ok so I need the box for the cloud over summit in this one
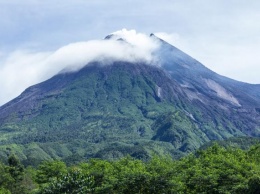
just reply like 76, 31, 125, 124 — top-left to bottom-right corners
0, 29, 159, 106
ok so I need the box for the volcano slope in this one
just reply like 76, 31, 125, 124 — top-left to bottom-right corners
0, 34, 259, 165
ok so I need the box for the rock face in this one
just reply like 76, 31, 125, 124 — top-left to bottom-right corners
0, 34, 259, 165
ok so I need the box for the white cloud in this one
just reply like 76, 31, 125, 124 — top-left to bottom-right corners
111, 29, 158, 52
0, 51, 51, 105
0, 29, 159, 106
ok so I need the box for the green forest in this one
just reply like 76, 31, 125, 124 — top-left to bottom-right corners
1, 143, 260, 194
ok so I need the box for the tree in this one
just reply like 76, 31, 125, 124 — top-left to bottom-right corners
36, 161, 67, 184
39, 168, 94, 194
0, 162, 12, 194
6, 154, 27, 194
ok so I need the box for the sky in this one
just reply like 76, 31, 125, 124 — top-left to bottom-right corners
0, 0, 260, 105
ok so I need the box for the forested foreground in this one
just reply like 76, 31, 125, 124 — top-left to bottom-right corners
1, 144, 260, 194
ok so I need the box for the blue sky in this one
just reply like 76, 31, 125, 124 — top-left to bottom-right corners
0, 0, 260, 105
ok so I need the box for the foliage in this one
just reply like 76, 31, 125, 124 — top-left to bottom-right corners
36, 161, 67, 184
0, 143, 260, 193
39, 169, 94, 194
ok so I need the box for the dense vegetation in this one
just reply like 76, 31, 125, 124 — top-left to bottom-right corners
1, 143, 260, 194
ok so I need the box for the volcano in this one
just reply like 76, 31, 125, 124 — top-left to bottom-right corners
0, 31, 259, 165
